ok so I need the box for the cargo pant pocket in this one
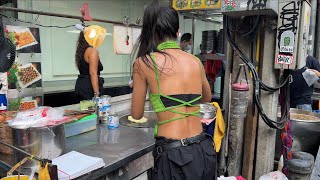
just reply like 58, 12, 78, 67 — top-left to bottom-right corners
167, 149, 193, 180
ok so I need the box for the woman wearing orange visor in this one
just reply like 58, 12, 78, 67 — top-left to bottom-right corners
74, 25, 106, 101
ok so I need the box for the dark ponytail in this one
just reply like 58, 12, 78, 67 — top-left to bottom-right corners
75, 32, 90, 69
133, 0, 179, 71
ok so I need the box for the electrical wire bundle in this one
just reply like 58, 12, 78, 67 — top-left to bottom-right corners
224, 15, 290, 129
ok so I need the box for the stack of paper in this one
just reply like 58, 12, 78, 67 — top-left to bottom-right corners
52, 151, 105, 180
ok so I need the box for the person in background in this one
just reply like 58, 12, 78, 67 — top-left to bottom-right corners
130, 1, 215, 179
74, 25, 106, 101
180, 33, 192, 52
290, 56, 320, 111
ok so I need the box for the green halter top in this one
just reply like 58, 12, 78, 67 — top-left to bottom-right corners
150, 41, 202, 137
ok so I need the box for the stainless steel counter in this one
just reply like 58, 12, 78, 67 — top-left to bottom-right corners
42, 77, 130, 94
0, 112, 155, 179
65, 123, 155, 179
0, 124, 155, 179
0, 93, 155, 179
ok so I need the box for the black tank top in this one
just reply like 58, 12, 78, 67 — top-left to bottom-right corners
79, 53, 103, 75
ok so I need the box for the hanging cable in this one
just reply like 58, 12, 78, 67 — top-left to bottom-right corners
224, 15, 290, 129
0, 13, 75, 28
226, 17, 290, 92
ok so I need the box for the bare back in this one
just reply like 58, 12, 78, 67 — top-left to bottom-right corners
133, 49, 211, 139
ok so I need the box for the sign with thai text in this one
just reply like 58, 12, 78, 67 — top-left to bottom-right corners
172, 0, 221, 10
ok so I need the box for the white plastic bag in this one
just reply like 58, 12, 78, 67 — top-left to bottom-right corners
218, 176, 237, 180
8, 106, 66, 128
302, 69, 319, 87
259, 171, 288, 180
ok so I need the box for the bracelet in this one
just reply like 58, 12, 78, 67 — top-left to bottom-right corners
94, 92, 100, 96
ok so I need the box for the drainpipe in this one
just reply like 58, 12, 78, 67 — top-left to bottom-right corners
308, 0, 317, 56
316, 0, 320, 59
191, 18, 196, 55
25, 0, 33, 21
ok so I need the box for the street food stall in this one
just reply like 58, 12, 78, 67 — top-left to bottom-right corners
0, 0, 227, 179
0, 0, 319, 180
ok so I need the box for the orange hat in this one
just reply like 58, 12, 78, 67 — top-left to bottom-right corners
83, 25, 106, 48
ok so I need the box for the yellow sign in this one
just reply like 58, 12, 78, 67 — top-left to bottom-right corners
172, 0, 221, 10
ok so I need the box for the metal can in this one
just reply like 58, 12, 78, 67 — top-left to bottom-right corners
92, 96, 101, 124
100, 95, 111, 117
100, 116, 109, 124
107, 114, 119, 129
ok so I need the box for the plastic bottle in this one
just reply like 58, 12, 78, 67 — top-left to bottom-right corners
230, 64, 249, 119
228, 64, 249, 175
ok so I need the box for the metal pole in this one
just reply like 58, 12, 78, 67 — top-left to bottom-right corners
0, 140, 42, 162
219, 15, 232, 175
308, 0, 317, 56
0, 16, 4, 37
254, 16, 278, 179
191, 18, 196, 54
0, 6, 141, 27
316, 0, 320, 59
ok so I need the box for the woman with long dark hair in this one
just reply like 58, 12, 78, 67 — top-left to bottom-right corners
74, 25, 106, 101
130, 1, 216, 179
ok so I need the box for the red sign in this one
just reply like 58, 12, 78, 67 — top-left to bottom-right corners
276, 54, 294, 65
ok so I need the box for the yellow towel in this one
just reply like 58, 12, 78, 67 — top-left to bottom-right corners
211, 102, 225, 153
38, 162, 51, 180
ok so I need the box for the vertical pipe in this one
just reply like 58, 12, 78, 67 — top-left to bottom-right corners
308, 0, 317, 56
316, 0, 320, 59
191, 18, 196, 54
25, 0, 33, 21
219, 15, 232, 175
254, 16, 278, 179
0, 17, 3, 37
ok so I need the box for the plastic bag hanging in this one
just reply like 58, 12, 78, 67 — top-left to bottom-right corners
230, 64, 249, 119
232, 64, 249, 91
83, 25, 107, 48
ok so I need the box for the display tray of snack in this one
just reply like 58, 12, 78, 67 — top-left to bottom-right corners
16, 63, 42, 88
14, 28, 37, 50
16, 31, 36, 48
19, 100, 38, 111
